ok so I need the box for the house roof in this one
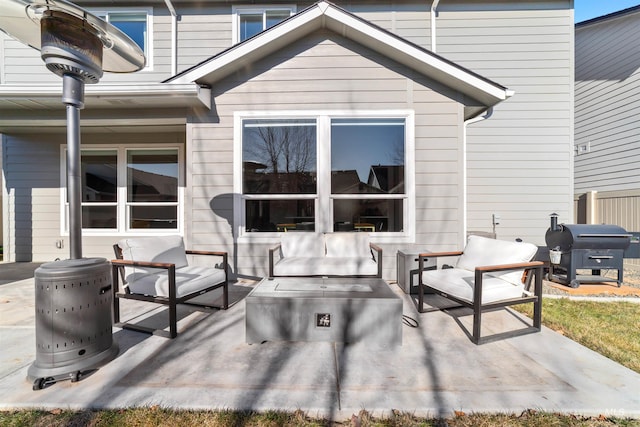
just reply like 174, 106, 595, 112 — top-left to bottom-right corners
166, 1, 513, 118
576, 4, 640, 28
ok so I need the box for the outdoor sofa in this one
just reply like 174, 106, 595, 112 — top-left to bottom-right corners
269, 232, 382, 278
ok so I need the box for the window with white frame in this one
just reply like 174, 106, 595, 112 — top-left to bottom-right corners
92, 9, 151, 65
62, 146, 181, 234
239, 113, 411, 236
232, 5, 295, 43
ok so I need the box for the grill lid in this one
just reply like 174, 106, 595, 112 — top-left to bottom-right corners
545, 224, 631, 251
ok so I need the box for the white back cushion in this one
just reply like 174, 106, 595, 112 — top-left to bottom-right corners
325, 232, 371, 258
456, 235, 538, 285
118, 235, 188, 268
280, 232, 325, 258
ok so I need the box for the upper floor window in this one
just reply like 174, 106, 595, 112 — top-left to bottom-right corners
93, 9, 152, 67
233, 5, 296, 43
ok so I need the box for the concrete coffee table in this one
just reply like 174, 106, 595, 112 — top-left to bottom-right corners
245, 277, 402, 346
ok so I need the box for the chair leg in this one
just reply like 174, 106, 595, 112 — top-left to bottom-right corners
222, 282, 229, 309
169, 300, 177, 339
472, 305, 482, 345
533, 265, 543, 330
112, 264, 120, 324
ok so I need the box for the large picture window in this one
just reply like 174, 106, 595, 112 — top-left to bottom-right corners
62, 146, 181, 234
239, 113, 411, 236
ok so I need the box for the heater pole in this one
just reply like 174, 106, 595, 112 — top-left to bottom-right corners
63, 73, 84, 259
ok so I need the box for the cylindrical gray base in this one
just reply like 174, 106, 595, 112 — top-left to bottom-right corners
28, 258, 118, 389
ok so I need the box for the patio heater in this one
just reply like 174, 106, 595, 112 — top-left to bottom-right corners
0, 0, 144, 389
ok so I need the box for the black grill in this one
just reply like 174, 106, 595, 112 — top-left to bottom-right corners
545, 215, 631, 288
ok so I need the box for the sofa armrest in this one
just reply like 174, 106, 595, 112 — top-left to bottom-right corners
186, 250, 228, 275
269, 243, 282, 277
369, 243, 383, 278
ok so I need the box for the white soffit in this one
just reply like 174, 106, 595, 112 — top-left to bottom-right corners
0, 83, 209, 110
168, 1, 512, 108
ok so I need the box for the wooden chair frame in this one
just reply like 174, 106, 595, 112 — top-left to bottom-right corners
418, 251, 543, 344
112, 245, 229, 338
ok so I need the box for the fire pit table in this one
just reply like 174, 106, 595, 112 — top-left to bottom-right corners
245, 277, 402, 346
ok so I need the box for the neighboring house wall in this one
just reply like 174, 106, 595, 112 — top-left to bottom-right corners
575, 8, 640, 194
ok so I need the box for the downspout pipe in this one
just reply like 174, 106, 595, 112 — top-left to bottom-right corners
430, 0, 440, 52
462, 107, 493, 244
164, 0, 178, 75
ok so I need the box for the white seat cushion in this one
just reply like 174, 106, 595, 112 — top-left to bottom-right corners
118, 235, 189, 277
455, 235, 537, 285
421, 268, 525, 304
280, 232, 325, 258
273, 257, 378, 277
325, 232, 372, 258
125, 265, 226, 298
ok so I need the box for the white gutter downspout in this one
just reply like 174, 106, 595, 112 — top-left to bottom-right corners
430, 0, 440, 52
164, 0, 178, 75
462, 107, 493, 244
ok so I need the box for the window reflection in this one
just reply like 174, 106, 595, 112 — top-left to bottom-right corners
246, 199, 315, 232
81, 150, 117, 228
127, 149, 179, 229
331, 118, 404, 194
334, 199, 403, 232
243, 119, 317, 194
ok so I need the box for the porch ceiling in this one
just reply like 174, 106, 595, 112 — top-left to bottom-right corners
0, 83, 209, 134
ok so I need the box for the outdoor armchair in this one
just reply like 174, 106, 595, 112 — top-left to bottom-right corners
112, 236, 228, 338
418, 235, 543, 344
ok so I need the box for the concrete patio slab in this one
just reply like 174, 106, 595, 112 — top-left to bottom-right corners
0, 275, 639, 421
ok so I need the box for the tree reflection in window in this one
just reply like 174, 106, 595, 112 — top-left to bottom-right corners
242, 119, 317, 232
243, 119, 317, 194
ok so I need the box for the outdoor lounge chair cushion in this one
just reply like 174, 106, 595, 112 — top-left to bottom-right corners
117, 236, 225, 298
273, 256, 378, 277
280, 232, 325, 258
118, 235, 189, 272
123, 265, 227, 298
421, 268, 526, 304
455, 235, 538, 286
325, 232, 372, 258
421, 235, 538, 304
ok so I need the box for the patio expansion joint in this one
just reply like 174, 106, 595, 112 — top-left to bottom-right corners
333, 342, 342, 411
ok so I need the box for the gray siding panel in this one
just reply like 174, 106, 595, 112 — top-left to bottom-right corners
186, 32, 464, 277
575, 10, 640, 193
436, 2, 573, 244
3, 136, 62, 261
